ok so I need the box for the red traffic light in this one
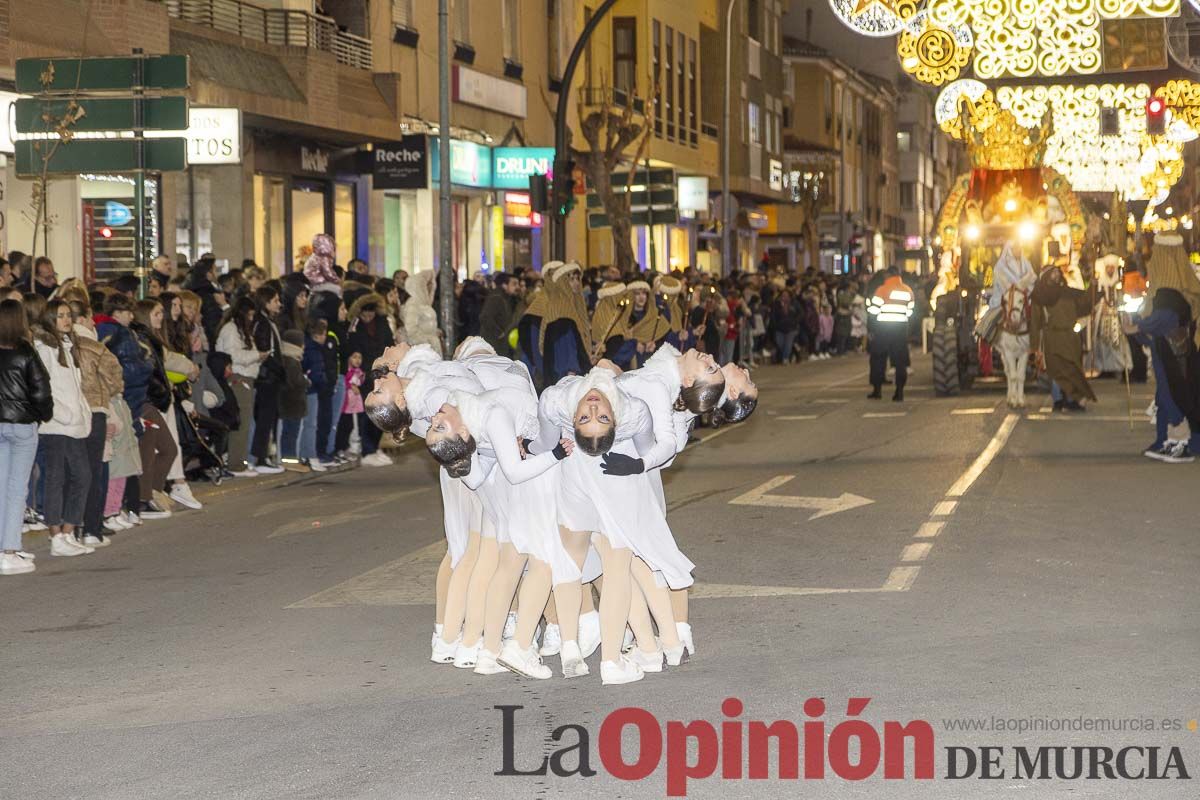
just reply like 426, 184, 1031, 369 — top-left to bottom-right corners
1146, 97, 1167, 135
1147, 97, 1165, 115
99, 227, 113, 239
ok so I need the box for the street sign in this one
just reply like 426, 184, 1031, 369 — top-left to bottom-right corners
14, 96, 188, 133
14, 138, 186, 176
16, 56, 189, 93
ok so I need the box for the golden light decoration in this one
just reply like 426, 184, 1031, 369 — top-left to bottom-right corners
1156, 79, 1200, 132
965, 108, 1049, 170
925, 0, 1178, 79
935, 79, 988, 139
829, 0, 919, 37
897, 10, 973, 87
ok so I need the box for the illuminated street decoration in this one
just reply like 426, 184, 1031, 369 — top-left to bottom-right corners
897, 10, 973, 86
1157, 79, 1200, 132
923, 0, 1177, 79
828, 0, 918, 37
935, 80, 987, 139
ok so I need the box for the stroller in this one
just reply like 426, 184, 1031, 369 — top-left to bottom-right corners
178, 352, 241, 486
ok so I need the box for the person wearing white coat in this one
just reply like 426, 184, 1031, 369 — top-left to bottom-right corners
403, 271, 442, 354
33, 300, 96, 557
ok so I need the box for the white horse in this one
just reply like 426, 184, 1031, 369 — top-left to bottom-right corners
990, 245, 1036, 409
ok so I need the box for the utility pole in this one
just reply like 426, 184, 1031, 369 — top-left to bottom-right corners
551, 0, 618, 262
721, 0, 738, 276
438, 0, 456, 352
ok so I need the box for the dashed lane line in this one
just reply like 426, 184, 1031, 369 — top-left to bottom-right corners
863, 412, 907, 418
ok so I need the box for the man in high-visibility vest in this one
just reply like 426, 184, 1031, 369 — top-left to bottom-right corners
867, 266, 916, 401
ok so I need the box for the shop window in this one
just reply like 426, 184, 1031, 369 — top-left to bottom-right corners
291, 181, 326, 271
613, 17, 637, 96
334, 182, 356, 263
253, 175, 287, 275
82, 175, 161, 282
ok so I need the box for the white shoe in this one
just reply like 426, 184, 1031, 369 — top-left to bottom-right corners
560, 640, 590, 678
139, 502, 171, 520
601, 656, 644, 686
361, 451, 393, 468
431, 623, 443, 652
307, 459, 327, 472
676, 622, 696, 657
50, 533, 92, 556
473, 648, 508, 676
539, 623, 562, 657
230, 468, 259, 478
0, 553, 35, 574
663, 640, 686, 667
254, 464, 285, 475
80, 534, 111, 548
578, 611, 601, 658
502, 611, 518, 643
621, 626, 635, 654
122, 510, 143, 526
453, 640, 482, 669
431, 635, 460, 664
628, 645, 664, 673
169, 483, 203, 510
16, 551, 35, 560
497, 640, 552, 680
105, 515, 131, 531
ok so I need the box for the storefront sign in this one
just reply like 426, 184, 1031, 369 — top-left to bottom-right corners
677, 176, 709, 212
183, 107, 240, 165
430, 138, 491, 188
492, 147, 554, 190
300, 146, 330, 174
503, 191, 542, 228
81, 204, 96, 284
769, 159, 784, 191
374, 135, 428, 189
453, 65, 527, 118
905, 235, 923, 249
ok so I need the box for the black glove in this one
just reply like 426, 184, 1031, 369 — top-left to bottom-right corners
520, 438, 534, 455
552, 441, 570, 460
600, 453, 644, 476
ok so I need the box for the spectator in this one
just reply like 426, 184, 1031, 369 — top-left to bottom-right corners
347, 293, 395, 466
277, 328, 311, 471
772, 289, 801, 364
131, 299, 181, 518
32, 257, 58, 300
336, 351, 366, 462
480, 273, 522, 357
249, 287, 286, 475
0, 298, 53, 574
403, 272, 441, 353
148, 254, 175, 294
300, 319, 328, 470
215, 297, 262, 477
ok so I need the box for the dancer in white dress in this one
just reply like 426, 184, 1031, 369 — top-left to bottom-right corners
424, 378, 576, 679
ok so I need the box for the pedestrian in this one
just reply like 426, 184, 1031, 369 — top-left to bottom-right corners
32, 299, 96, 555
277, 328, 311, 470
0, 298, 53, 574
348, 292, 395, 466
249, 286, 286, 474
31, 257, 58, 300
480, 273, 522, 357
336, 351, 367, 461
771, 289, 800, 364
215, 297, 264, 477
147, 254, 175, 294
300, 318, 329, 470
1030, 247, 1099, 412
131, 299, 181, 518
148, 293, 204, 511
867, 267, 916, 401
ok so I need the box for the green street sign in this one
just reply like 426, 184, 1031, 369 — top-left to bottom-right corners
15, 138, 187, 176
15, 97, 189, 133
16, 55, 189, 93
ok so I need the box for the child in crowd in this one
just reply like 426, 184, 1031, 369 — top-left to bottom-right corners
300, 319, 327, 470
335, 351, 365, 460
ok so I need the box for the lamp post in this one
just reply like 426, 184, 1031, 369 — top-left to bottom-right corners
438, 0, 455, 351
721, 0, 738, 276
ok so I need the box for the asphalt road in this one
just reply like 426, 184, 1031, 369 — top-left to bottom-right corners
2, 353, 1197, 799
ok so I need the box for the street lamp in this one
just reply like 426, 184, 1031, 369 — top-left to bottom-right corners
721, 0, 738, 277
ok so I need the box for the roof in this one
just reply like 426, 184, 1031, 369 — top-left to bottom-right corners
782, 35, 830, 58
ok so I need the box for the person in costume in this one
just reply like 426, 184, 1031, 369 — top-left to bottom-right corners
1089, 253, 1132, 377
988, 243, 1038, 409
1031, 245, 1099, 412
539, 262, 593, 387
654, 275, 689, 351
590, 281, 631, 366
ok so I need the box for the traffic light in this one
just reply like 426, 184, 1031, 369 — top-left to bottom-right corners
1146, 96, 1167, 136
529, 173, 549, 214
552, 158, 578, 217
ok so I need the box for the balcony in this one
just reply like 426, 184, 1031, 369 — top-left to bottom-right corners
580, 86, 646, 116
164, 0, 372, 70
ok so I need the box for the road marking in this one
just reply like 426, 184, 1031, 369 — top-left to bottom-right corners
900, 542, 933, 562
729, 475, 874, 520
812, 398, 850, 405
779, 414, 820, 420
951, 406, 996, 415
1026, 414, 1142, 423
692, 583, 896, 599
288, 540, 446, 607
914, 521, 945, 538
881, 566, 921, 591
946, 414, 1019, 498
931, 501, 957, 516
863, 412, 907, 418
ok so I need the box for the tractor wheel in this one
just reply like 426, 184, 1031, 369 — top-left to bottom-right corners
932, 323, 960, 397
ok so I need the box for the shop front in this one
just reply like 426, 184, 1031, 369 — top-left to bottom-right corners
252, 133, 367, 275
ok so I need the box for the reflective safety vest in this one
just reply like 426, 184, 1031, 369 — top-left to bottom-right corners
868, 276, 916, 324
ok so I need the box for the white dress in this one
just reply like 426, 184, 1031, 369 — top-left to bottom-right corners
449, 390, 581, 586
535, 368, 695, 590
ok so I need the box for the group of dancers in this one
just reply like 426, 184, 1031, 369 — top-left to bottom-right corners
363, 261, 759, 685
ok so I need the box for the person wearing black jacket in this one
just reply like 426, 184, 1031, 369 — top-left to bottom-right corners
346, 293, 394, 465
130, 300, 178, 519
250, 286, 286, 474
184, 258, 226, 347
0, 298, 53, 574
479, 273, 522, 357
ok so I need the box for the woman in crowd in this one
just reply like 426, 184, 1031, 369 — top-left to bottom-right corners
130, 299, 181, 518
0, 298, 52, 574
33, 299, 96, 556
249, 286, 286, 474
147, 293, 204, 510
216, 297, 264, 476
347, 292, 395, 466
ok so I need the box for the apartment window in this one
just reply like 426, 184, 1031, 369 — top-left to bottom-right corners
783, 106, 791, 129
453, 0, 470, 43
747, 0, 761, 41
900, 181, 915, 211
688, 38, 697, 144
584, 6, 593, 82
613, 17, 637, 95
548, 0, 561, 79
824, 77, 832, 132
897, 130, 912, 152
652, 21, 662, 134
676, 30, 686, 142
392, 0, 413, 29
665, 26, 675, 139
503, 0, 520, 63
748, 101, 761, 145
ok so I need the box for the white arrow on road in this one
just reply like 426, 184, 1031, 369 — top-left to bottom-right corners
728, 475, 874, 520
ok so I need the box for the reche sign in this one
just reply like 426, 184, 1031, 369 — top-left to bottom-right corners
374, 135, 428, 190
492, 147, 554, 190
